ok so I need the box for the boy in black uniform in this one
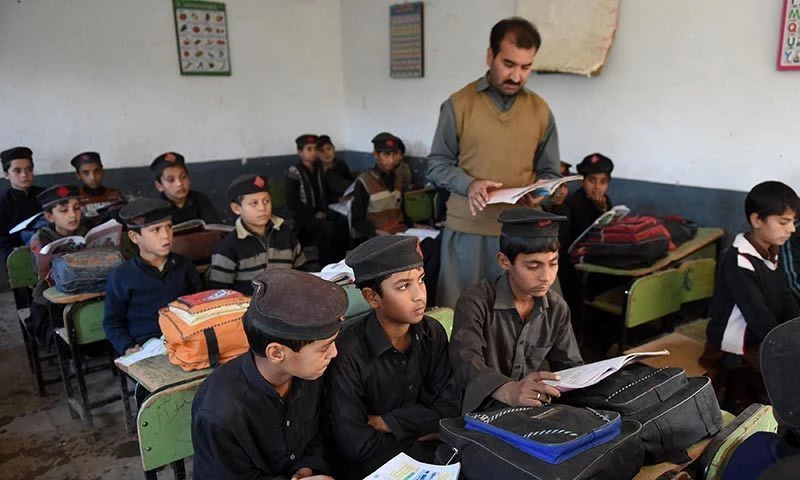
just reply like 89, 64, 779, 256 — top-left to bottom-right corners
705, 181, 800, 412
0, 146, 45, 260
150, 151, 220, 225
450, 208, 583, 414
328, 236, 460, 478
286, 135, 347, 267
192, 269, 346, 480
103, 198, 203, 355
565, 153, 614, 245
780, 225, 800, 303
208, 174, 306, 295
316, 135, 353, 203
70, 151, 126, 226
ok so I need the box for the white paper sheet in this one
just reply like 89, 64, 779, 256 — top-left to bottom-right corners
115, 337, 167, 367
544, 350, 670, 391
364, 452, 460, 480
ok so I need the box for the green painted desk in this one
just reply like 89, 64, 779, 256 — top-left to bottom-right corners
115, 354, 211, 393
42, 286, 104, 304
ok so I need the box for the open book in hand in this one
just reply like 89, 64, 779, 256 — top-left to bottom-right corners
487, 175, 583, 205
39, 219, 123, 255
544, 350, 670, 392
172, 219, 235, 235
365, 452, 460, 480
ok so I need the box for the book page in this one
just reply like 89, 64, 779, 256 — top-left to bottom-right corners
544, 350, 670, 391
10, 212, 43, 234
365, 452, 460, 480
115, 337, 167, 367
38, 236, 86, 256
86, 219, 122, 248
397, 228, 441, 240
311, 258, 355, 284
487, 175, 583, 205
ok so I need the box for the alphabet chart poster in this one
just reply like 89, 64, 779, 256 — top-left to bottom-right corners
778, 0, 800, 70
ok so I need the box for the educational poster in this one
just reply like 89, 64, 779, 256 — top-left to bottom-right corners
515, 0, 619, 77
173, 0, 231, 76
390, 2, 424, 78
777, 0, 800, 70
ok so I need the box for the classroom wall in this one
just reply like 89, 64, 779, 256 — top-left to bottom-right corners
340, 0, 800, 193
0, 0, 347, 174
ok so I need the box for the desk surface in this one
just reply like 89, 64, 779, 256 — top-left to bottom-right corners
115, 354, 211, 393
575, 227, 724, 277
43, 287, 104, 304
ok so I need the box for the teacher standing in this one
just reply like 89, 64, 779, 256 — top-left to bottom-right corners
426, 17, 562, 307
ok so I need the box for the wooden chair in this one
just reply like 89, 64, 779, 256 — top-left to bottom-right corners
138, 378, 204, 480
678, 258, 716, 304
403, 188, 435, 224
6, 246, 60, 396
54, 299, 121, 427
342, 284, 371, 329
426, 307, 454, 339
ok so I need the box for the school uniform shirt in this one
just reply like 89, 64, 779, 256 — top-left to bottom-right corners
707, 234, 800, 355
160, 190, 221, 226
323, 158, 354, 203
192, 353, 330, 480
565, 187, 613, 246
780, 226, 800, 302
327, 313, 461, 477
79, 185, 125, 225
208, 216, 306, 295
0, 185, 45, 260
286, 161, 327, 228
103, 253, 203, 354
450, 273, 583, 413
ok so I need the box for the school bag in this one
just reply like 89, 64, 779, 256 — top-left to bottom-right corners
439, 407, 645, 479
559, 364, 723, 464
158, 289, 250, 371
50, 247, 125, 294
571, 216, 673, 269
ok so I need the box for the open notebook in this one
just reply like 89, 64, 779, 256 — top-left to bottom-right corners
544, 350, 670, 392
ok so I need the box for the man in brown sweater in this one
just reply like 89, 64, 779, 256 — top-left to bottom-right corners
425, 17, 561, 307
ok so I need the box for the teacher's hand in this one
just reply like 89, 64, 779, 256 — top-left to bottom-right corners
519, 192, 546, 209
467, 180, 504, 216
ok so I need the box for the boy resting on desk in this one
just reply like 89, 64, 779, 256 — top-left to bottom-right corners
0, 146, 45, 260
327, 236, 461, 479
70, 151, 125, 226
103, 198, 203, 356
150, 152, 220, 226
705, 181, 800, 412
27, 185, 86, 345
208, 174, 306, 295
450, 208, 583, 414
192, 269, 346, 480
565, 153, 614, 246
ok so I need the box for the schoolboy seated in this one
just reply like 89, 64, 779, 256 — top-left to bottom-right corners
150, 152, 220, 226
316, 135, 354, 204
0, 146, 45, 260
780, 225, 800, 303
192, 269, 346, 480
327, 236, 461, 479
705, 181, 800, 412
70, 151, 126, 226
286, 134, 348, 267
565, 153, 614, 245
27, 185, 86, 345
450, 208, 583, 414
208, 174, 307, 295
394, 136, 414, 190
103, 198, 203, 355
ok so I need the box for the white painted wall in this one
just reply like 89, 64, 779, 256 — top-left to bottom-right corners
341, 0, 800, 192
0, 0, 346, 174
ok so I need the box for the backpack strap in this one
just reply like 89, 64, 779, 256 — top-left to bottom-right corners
203, 328, 221, 367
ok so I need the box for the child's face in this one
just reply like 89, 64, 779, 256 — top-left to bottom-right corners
280, 332, 339, 381
752, 208, 797, 247
499, 250, 559, 298
155, 166, 191, 203
130, 219, 174, 258
317, 144, 336, 164
44, 199, 82, 236
552, 184, 569, 205
76, 162, 104, 190
374, 151, 401, 173
4, 159, 34, 190
582, 173, 610, 203
231, 191, 272, 229
298, 145, 317, 165
366, 267, 427, 324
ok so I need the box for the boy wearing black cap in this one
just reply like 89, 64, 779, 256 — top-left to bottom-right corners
0, 146, 45, 260
208, 174, 307, 295
450, 208, 583, 414
287, 135, 348, 267
327, 236, 460, 478
150, 151, 220, 226
316, 135, 354, 203
192, 269, 346, 480
565, 153, 615, 245
103, 197, 203, 355
70, 151, 125, 226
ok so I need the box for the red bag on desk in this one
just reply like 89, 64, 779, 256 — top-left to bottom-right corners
572, 216, 673, 269
159, 289, 250, 371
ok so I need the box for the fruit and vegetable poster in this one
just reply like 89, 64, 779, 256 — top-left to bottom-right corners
173, 0, 231, 76
778, 0, 800, 70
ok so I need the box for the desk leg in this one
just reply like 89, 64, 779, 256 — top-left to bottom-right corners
577, 271, 590, 346
67, 308, 93, 428
171, 460, 186, 480
144, 470, 158, 480
119, 372, 135, 434
51, 303, 79, 419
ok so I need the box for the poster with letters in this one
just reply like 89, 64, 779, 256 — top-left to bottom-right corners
778, 0, 800, 70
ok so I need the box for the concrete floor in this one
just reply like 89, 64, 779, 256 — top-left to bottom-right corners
0, 291, 193, 480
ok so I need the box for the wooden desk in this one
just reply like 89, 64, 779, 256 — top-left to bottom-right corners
115, 354, 211, 393
43, 286, 104, 304
625, 332, 707, 377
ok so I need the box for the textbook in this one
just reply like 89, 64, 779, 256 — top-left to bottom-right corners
487, 174, 583, 205
172, 219, 235, 235
115, 337, 167, 367
365, 452, 460, 480
311, 259, 355, 284
397, 227, 441, 240
9, 212, 45, 234
567, 204, 631, 253
544, 350, 670, 392
38, 219, 123, 255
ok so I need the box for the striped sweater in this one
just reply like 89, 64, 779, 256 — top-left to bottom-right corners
208, 216, 306, 295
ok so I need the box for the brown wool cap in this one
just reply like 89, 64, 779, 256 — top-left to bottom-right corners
346, 235, 423, 283
70, 151, 102, 171
498, 207, 566, 239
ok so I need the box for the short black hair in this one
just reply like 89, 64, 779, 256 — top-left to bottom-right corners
356, 274, 389, 298
490, 17, 542, 56
499, 232, 559, 264
243, 315, 312, 356
745, 181, 800, 226
43, 198, 74, 214
3, 157, 33, 173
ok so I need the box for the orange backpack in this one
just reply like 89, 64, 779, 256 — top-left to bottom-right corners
159, 289, 250, 371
